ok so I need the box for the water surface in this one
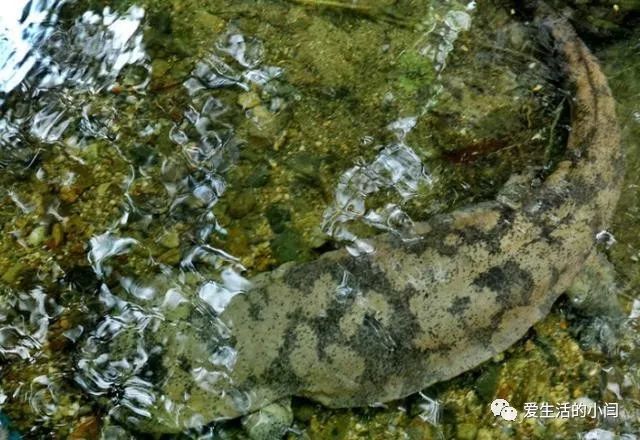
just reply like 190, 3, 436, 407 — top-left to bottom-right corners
0, 1, 638, 438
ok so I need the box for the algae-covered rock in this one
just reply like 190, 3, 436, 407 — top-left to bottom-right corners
270, 229, 309, 264
266, 204, 292, 234
1, 262, 27, 286
27, 225, 47, 247
158, 229, 181, 249
242, 401, 293, 440
228, 190, 258, 219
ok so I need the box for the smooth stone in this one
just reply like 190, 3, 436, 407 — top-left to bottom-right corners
241, 401, 293, 440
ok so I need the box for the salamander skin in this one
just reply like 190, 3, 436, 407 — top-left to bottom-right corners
142, 11, 623, 432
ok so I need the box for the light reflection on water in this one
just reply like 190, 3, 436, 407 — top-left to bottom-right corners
0, 287, 62, 360
322, 117, 431, 256
0, 0, 65, 95
0, 0, 293, 432
320, 1, 476, 255
68, 13, 287, 431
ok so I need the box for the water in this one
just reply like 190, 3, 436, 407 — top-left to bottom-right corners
0, 0, 638, 438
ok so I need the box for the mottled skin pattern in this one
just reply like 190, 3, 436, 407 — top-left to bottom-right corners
150, 12, 623, 430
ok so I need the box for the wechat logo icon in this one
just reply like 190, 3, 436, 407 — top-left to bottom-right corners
491, 398, 518, 421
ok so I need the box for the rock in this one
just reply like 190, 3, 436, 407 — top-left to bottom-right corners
50, 223, 65, 248
59, 185, 83, 204
238, 91, 262, 110
567, 252, 621, 316
158, 248, 181, 266
270, 229, 307, 264
265, 204, 291, 233
292, 402, 316, 423
159, 229, 180, 249
226, 227, 250, 257
473, 363, 502, 403
245, 164, 270, 188
456, 423, 478, 440
247, 105, 279, 140
27, 225, 47, 247
69, 416, 100, 440
98, 420, 132, 440
241, 401, 293, 440
228, 191, 257, 219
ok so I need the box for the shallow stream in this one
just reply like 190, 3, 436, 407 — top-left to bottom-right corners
0, 1, 639, 438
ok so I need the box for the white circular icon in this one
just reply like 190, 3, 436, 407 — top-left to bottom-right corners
490, 399, 518, 421
500, 405, 518, 421
491, 398, 509, 416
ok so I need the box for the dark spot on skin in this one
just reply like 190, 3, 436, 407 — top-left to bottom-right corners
248, 300, 262, 321
447, 296, 471, 317
471, 308, 507, 349
539, 222, 559, 243
259, 317, 305, 395
549, 266, 560, 285
404, 233, 458, 257
461, 227, 501, 254
451, 206, 517, 255
308, 294, 357, 362
524, 177, 598, 223
397, 205, 517, 257
337, 256, 429, 395
246, 287, 270, 321
538, 266, 568, 314
282, 257, 345, 291
470, 326, 498, 350
473, 266, 507, 292
568, 179, 599, 206
473, 260, 534, 308
362, 314, 397, 351
401, 214, 458, 256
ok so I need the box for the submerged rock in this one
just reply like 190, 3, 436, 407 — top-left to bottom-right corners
241, 401, 293, 440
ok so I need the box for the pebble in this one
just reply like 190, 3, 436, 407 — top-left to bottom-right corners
28, 225, 47, 246
242, 401, 293, 440
159, 229, 180, 249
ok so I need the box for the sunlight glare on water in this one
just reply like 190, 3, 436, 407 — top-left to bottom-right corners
0, 0, 64, 96
321, 1, 475, 254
